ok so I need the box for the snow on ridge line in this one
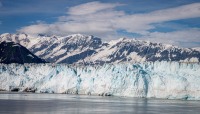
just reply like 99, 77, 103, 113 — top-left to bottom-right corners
0, 61, 200, 100
1, 33, 200, 64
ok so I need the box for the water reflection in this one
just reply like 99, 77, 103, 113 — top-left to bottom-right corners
0, 93, 199, 114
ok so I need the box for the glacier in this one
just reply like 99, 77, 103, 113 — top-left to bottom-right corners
0, 62, 200, 100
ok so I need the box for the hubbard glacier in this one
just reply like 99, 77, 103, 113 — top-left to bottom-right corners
1, 1, 200, 114
0, 61, 200, 100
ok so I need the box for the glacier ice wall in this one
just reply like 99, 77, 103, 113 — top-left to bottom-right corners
0, 62, 200, 100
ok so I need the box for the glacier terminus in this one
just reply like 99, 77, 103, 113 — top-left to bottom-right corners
0, 61, 200, 100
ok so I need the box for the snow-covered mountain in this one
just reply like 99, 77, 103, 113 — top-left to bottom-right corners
0, 33, 199, 64
0, 41, 46, 64
193, 47, 200, 52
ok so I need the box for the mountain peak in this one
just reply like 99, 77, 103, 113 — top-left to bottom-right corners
0, 33, 200, 64
67, 33, 88, 38
0, 33, 11, 38
0, 41, 46, 64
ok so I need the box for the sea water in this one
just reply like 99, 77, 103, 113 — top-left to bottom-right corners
0, 93, 199, 114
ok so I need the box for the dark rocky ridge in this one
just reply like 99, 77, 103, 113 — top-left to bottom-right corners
0, 41, 46, 64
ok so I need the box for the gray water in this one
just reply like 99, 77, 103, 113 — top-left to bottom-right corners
0, 93, 200, 114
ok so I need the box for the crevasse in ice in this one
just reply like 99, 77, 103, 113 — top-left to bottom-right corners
0, 61, 200, 100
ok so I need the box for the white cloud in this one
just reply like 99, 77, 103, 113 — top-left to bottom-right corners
67, 1, 123, 15
140, 28, 200, 47
18, 2, 200, 47
112, 3, 200, 33
19, 24, 50, 35
19, 1, 125, 37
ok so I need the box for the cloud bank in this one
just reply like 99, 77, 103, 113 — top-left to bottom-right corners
141, 28, 200, 47
18, 1, 200, 47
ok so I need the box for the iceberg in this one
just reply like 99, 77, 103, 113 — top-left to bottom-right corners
0, 62, 200, 100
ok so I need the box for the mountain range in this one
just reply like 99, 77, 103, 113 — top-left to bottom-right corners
0, 33, 199, 64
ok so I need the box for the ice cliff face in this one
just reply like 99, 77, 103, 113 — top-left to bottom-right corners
1, 33, 200, 64
0, 62, 200, 100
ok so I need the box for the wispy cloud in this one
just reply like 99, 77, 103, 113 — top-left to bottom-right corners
67, 1, 123, 15
18, 1, 125, 36
18, 1, 200, 47
114, 3, 200, 33
140, 28, 200, 47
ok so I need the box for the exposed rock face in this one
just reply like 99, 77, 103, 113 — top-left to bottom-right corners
1, 33, 199, 64
0, 41, 46, 64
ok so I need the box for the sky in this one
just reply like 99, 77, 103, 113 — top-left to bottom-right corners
0, 0, 200, 48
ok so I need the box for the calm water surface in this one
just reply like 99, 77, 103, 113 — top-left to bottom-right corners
0, 92, 200, 114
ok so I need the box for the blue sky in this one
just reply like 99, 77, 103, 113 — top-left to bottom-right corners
0, 0, 200, 47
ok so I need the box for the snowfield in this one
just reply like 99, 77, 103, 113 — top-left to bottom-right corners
1, 33, 200, 64
0, 62, 200, 100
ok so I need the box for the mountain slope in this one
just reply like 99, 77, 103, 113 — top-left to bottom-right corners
0, 41, 46, 64
87, 38, 200, 64
193, 47, 200, 52
0, 33, 199, 64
